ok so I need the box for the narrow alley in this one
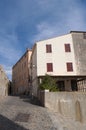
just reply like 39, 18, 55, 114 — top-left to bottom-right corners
0, 96, 56, 130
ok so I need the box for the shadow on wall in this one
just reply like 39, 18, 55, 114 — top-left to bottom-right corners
8, 81, 12, 95
0, 114, 29, 130
38, 92, 86, 123
19, 95, 42, 106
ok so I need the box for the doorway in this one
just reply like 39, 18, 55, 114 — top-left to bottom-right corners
57, 81, 65, 91
71, 80, 78, 91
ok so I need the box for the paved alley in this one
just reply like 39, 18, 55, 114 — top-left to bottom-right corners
0, 96, 86, 130
0, 96, 56, 130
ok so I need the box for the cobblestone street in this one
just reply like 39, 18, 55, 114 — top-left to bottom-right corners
0, 96, 86, 130
0, 96, 56, 130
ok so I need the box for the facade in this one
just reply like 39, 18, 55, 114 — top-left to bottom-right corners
0, 65, 9, 96
30, 31, 86, 96
12, 49, 32, 95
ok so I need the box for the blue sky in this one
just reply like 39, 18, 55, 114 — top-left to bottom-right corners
0, 0, 86, 80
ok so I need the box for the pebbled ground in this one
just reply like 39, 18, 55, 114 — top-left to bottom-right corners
0, 96, 56, 130
0, 95, 85, 130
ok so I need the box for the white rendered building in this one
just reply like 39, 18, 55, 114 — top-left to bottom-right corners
30, 31, 86, 96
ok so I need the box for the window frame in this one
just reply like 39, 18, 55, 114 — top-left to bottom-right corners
66, 62, 73, 72
47, 63, 53, 72
46, 44, 52, 53
64, 44, 71, 52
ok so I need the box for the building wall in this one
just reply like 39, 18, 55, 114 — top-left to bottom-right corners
64, 80, 72, 91
72, 32, 86, 75
30, 45, 38, 96
38, 91, 86, 122
30, 34, 77, 96
37, 34, 77, 76
12, 49, 32, 95
30, 31, 86, 96
0, 65, 9, 96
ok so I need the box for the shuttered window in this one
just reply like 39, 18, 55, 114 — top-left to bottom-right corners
65, 44, 71, 52
66, 62, 73, 72
46, 44, 52, 53
47, 63, 53, 72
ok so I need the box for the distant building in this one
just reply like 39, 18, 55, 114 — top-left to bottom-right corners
30, 31, 86, 97
12, 49, 32, 95
0, 65, 9, 96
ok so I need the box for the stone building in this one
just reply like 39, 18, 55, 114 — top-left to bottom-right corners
0, 65, 9, 96
12, 49, 32, 95
30, 31, 86, 97
12, 31, 86, 96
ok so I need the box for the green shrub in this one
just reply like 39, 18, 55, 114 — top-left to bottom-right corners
39, 74, 59, 92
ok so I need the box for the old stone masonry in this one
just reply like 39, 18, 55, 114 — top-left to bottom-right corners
0, 65, 9, 96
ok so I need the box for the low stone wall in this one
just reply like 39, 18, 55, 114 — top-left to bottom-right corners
38, 91, 86, 123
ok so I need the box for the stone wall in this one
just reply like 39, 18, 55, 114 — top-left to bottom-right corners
0, 65, 9, 96
38, 91, 86, 123
72, 33, 86, 75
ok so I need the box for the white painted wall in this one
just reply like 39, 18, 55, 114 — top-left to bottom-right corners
30, 45, 38, 96
37, 34, 77, 76
31, 47, 37, 80
30, 32, 86, 96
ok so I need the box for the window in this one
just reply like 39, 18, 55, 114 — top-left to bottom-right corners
64, 44, 71, 52
66, 62, 73, 72
46, 44, 52, 53
47, 63, 53, 72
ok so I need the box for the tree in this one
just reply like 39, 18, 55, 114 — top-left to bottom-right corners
39, 74, 59, 92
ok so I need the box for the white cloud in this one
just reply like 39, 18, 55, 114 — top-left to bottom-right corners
4, 66, 12, 75
66, 6, 85, 30
0, 33, 22, 79
32, 0, 86, 42
0, 0, 85, 80
0, 33, 22, 62
32, 22, 60, 42
1, 65, 12, 80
